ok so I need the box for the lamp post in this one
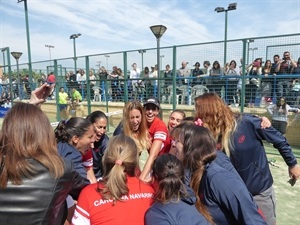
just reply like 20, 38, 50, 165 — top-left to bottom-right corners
17, 0, 33, 87
104, 55, 110, 70
11, 52, 23, 99
249, 47, 258, 62
1, 48, 8, 74
138, 50, 146, 70
160, 55, 165, 70
70, 33, 81, 73
246, 39, 254, 65
96, 61, 101, 70
150, 25, 167, 101
215, 3, 237, 65
45, 44, 54, 66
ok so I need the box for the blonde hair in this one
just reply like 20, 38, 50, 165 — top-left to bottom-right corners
194, 93, 237, 156
98, 135, 139, 202
122, 101, 150, 152
0, 103, 64, 188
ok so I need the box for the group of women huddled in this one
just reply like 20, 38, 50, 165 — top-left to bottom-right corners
0, 83, 299, 225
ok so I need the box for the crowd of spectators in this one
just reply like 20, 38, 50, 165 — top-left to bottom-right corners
56, 50, 300, 108
1, 50, 300, 110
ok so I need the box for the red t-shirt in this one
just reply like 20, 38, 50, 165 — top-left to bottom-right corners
148, 117, 170, 154
47, 74, 56, 83
81, 149, 93, 168
72, 176, 154, 225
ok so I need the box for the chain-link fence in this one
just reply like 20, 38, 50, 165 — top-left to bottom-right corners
1, 33, 300, 152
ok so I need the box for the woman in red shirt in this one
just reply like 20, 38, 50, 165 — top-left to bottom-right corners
72, 134, 154, 225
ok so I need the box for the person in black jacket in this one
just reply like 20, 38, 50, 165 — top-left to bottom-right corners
0, 101, 86, 225
86, 110, 109, 179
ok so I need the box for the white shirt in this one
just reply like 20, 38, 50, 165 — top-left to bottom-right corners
130, 68, 141, 84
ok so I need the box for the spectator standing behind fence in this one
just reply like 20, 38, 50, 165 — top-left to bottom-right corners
208, 60, 224, 98
164, 64, 172, 87
98, 66, 108, 101
203, 60, 211, 76
58, 86, 69, 120
47, 71, 56, 85
191, 62, 205, 86
275, 51, 297, 99
286, 58, 300, 105
145, 154, 210, 225
78, 70, 86, 98
89, 70, 96, 88
267, 97, 300, 135
130, 63, 141, 99
245, 58, 262, 108
116, 67, 124, 101
69, 87, 83, 117
194, 93, 300, 225
224, 60, 240, 105
67, 70, 78, 95
109, 66, 120, 102
23, 74, 31, 99
143, 66, 151, 99
292, 57, 300, 74
72, 134, 155, 225
149, 65, 158, 98
177, 61, 190, 86
261, 60, 274, 102
0, 101, 86, 225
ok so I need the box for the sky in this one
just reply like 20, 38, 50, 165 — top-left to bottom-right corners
0, 0, 300, 70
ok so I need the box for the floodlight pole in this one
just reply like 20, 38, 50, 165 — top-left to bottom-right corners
45, 45, 54, 65
18, 0, 33, 89
70, 33, 81, 73
215, 3, 237, 65
150, 25, 167, 101
11, 52, 23, 99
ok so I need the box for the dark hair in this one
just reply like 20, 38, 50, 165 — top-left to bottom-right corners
54, 117, 92, 143
203, 61, 211, 66
152, 154, 188, 203
86, 111, 107, 123
276, 97, 287, 110
183, 116, 194, 122
229, 60, 237, 68
181, 124, 216, 224
212, 61, 220, 69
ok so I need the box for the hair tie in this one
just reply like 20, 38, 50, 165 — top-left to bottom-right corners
194, 118, 204, 126
115, 159, 123, 166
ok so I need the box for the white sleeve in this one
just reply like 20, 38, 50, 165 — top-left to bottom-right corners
72, 205, 90, 225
